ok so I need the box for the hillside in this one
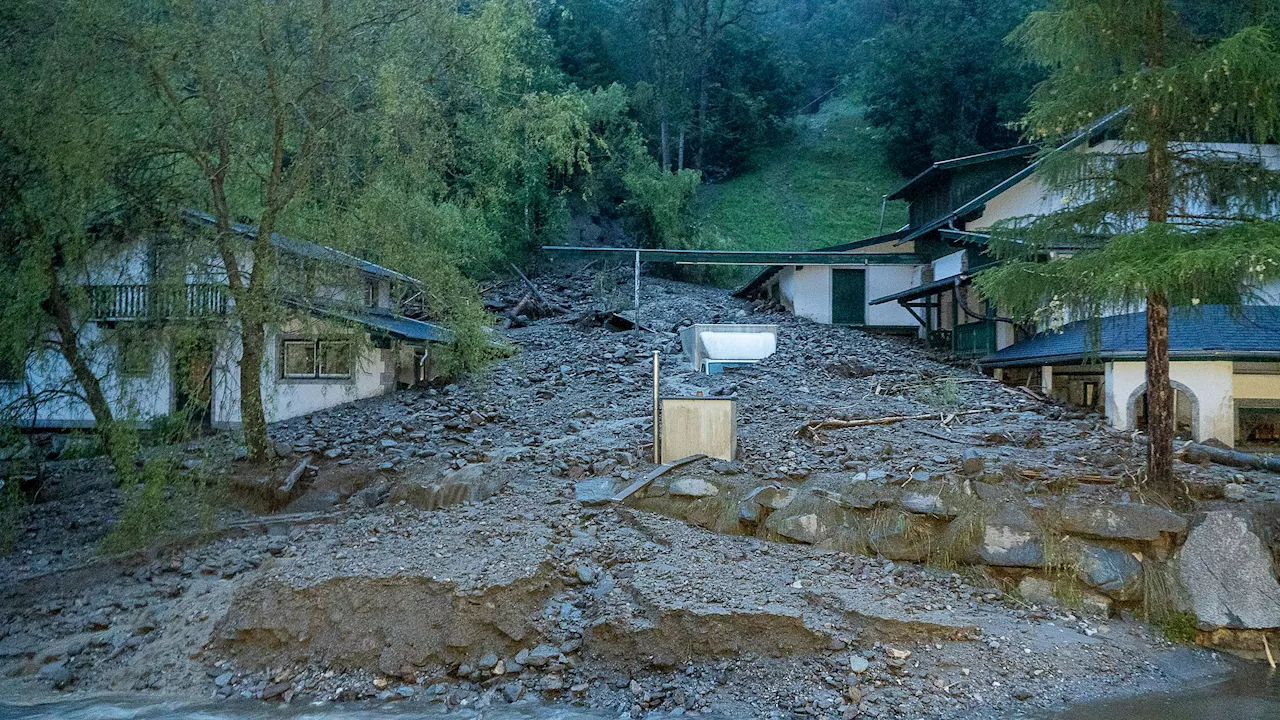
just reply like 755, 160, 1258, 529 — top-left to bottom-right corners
698, 97, 910, 255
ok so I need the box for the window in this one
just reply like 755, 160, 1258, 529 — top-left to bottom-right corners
366, 280, 380, 308
117, 336, 152, 378
281, 339, 352, 380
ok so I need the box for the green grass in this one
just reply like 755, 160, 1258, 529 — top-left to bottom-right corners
698, 96, 909, 257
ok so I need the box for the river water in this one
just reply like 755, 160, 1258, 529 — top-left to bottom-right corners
2, 667, 1277, 720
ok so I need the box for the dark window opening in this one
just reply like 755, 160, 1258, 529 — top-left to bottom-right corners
282, 339, 353, 380
1237, 405, 1280, 451
1135, 389, 1194, 440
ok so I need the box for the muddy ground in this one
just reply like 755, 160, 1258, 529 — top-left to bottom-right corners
2, 267, 1276, 719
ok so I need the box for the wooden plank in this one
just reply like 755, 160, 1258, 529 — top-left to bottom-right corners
611, 454, 707, 502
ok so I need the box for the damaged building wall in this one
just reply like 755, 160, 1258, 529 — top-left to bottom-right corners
775, 265, 920, 328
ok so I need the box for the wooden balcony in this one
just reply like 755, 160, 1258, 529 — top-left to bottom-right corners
88, 284, 230, 321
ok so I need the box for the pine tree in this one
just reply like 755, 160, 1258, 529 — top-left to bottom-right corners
976, 0, 1280, 489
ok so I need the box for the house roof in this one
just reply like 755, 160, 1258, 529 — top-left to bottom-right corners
182, 210, 421, 285
980, 305, 1280, 368
299, 302, 452, 343
887, 146, 1038, 202
893, 107, 1130, 247
869, 273, 973, 306
730, 228, 915, 298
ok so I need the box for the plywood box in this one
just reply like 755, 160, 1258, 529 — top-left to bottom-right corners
660, 396, 737, 463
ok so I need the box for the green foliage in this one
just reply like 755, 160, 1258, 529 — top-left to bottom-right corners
624, 166, 703, 249
861, 0, 1044, 174
700, 98, 909, 257
914, 378, 963, 410
101, 456, 222, 554
1157, 612, 1200, 645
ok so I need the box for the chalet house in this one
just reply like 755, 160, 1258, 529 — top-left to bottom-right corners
739, 112, 1280, 450
0, 210, 449, 430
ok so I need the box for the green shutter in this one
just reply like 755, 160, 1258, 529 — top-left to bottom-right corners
831, 269, 866, 325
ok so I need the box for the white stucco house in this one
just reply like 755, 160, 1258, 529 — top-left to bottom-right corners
737, 109, 1280, 449
0, 210, 450, 431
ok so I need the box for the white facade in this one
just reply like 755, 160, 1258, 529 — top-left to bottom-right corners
0, 226, 441, 431
766, 239, 921, 328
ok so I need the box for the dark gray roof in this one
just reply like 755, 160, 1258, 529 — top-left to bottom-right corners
887, 146, 1037, 202
300, 302, 452, 343
981, 305, 1280, 367
182, 210, 420, 284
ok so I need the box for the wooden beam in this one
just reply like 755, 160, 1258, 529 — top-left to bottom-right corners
612, 454, 707, 502
542, 246, 921, 266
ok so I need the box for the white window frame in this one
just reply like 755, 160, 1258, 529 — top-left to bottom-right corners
280, 338, 353, 381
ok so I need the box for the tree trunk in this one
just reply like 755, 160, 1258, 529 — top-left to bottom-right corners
696, 65, 708, 170
678, 126, 685, 170
42, 273, 134, 479
237, 310, 270, 462
660, 106, 670, 173
1142, 0, 1175, 490
1144, 291, 1174, 488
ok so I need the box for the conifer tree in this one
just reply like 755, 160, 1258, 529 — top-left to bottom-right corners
977, 0, 1280, 489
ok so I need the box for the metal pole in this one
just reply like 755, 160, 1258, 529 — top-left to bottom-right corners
634, 249, 641, 330
652, 351, 660, 463
878, 195, 888, 234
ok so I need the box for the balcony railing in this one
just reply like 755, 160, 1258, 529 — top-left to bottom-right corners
88, 284, 230, 321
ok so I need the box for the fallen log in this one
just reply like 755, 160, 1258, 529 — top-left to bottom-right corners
1180, 442, 1280, 474
510, 263, 567, 314
798, 407, 998, 437
278, 455, 313, 495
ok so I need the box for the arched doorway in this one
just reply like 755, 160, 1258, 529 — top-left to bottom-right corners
1131, 383, 1197, 440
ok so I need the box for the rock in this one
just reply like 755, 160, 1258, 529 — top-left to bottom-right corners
273, 441, 294, 457
710, 460, 745, 475
37, 661, 73, 689
353, 481, 390, 509
977, 503, 1043, 567
262, 681, 291, 700
1018, 577, 1059, 607
525, 643, 561, 668
501, 681, 524, 703
576, 565, 597, 584
669, 477, 719, 498
899, 490, 959, 518
380, 438, 399, 449
1179, 511, 1280, 629
1223, 483, 1247, 502
959, 448, 985, 476
1076, 545, 1143, 601
83, 612, 111, 631
1059, 502, 1186, 542
746, 485, 795, 510
737, 501, 761, 524
215, 671, 234, 687
849, 655, 869, 674
573, 477, 615, 506
772, 513, 824, 544
478, 652, 499, 669
390, 463, 506, 511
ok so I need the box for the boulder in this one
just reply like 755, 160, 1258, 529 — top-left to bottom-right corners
773, 513, 825, 544
1179, 511, 1280, 630
1018, 577, 1058, 607
899, 490, 960, 518
390, 463, 506, 511
1059, 502, 1186, 542
1076, 545, 1143, 601
745, 485, 795, 511
574, 478, 615, 506
669, 477, 719, 498
976, 503, 1043, 567
959, 448, 985, 476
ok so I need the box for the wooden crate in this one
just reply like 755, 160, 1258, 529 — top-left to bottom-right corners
660, 396, 737, 463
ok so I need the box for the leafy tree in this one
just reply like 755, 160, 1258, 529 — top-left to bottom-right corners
861, 0, 1044, 175
0, 0, 144, 478
976, 0, 1280, 489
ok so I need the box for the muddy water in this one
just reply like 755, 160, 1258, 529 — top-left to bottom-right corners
2, 667, 1278, 720
1038, 663, 1280, 720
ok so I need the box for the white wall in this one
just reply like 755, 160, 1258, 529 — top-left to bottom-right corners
1106, 360, 1236, 445
776, 264, 920, 327
212, 320, 397, 427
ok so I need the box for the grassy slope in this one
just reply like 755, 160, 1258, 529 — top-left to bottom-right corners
698, 97, 909, 254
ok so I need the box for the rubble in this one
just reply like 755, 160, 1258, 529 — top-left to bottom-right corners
2, 267, 1275, 717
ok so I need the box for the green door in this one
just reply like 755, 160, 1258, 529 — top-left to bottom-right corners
831, 269, 866, 325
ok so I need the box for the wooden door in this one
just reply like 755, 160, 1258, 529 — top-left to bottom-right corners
831, 269, 866, 325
